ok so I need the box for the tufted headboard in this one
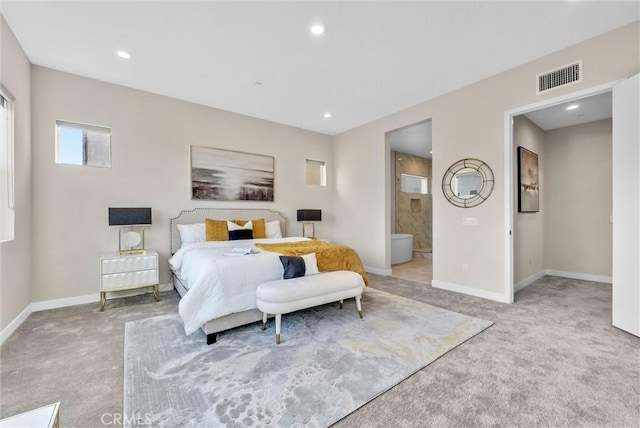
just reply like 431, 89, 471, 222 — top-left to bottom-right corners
169, 208, 287, 254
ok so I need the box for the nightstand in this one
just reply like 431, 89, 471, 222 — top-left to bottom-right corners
100, 250, 159, 311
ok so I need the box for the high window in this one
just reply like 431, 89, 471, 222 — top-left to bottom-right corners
56, 120, 111, 167
306, 159, 326, 186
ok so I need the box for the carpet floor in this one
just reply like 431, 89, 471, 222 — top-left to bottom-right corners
1, 275, 638, 427
123, 289, 491, 427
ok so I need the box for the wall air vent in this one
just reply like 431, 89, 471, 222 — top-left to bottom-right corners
536, 60, 582, 94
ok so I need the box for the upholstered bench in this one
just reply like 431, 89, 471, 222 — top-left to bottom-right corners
256, 270, 365, 344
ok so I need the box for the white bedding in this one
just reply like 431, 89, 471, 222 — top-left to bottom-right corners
169, 237, 309, 335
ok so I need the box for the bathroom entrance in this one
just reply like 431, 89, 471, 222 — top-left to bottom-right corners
388, 119, 433, 284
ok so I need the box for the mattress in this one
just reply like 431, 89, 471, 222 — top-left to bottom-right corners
169, 237, 308, 335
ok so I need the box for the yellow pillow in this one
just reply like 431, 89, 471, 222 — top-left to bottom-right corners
233, 218, 266, 239
205, 219, 229, 241
251, 218, 266, 239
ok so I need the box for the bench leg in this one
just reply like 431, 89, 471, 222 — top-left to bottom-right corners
275, 314, 281, 344
355, 295, 363, 318
261, 312, 267, 330
339, 299, 344, 309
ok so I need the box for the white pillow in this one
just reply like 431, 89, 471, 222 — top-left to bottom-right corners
302, 253, 319, 276
177, 223, 205, 244
265, 220, 282, 239
227, 220, 253, 231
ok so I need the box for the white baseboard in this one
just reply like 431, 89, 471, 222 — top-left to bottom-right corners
31, 283, 178, 312
4, 284, 175, 343
515, 270, 546, 293
365, 266, 392, 276
2, 295, 100, 344
545, 269, 612, 284
514, 269, 611, 295
0, 304, 32, 345
432, 280, 510, 303
31, 293, 99, 312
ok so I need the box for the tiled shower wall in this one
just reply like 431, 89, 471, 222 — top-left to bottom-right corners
394, 151, 432, 252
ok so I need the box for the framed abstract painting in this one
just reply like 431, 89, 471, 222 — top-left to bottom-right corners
517, 146, 539, 213
191, 146, 274, 201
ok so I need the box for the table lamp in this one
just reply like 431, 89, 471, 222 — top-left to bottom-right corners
108, 207, 152, 254
296, 209, 322, 239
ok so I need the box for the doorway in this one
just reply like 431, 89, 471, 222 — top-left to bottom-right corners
387, 119, 433, 284
504, 75, 640, 339
504, 82, 618, 302
512, 91, 613, 296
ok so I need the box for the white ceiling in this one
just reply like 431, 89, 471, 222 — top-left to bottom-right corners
524, 91, 612, 131
1, 1, 638, 136
389, 121, 432, 159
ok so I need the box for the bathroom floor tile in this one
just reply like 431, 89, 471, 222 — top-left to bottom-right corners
391, 256, 432, 284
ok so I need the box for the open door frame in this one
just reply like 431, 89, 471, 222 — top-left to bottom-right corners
503, 80, 622, 304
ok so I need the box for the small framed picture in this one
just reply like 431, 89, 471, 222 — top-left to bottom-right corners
302, 223, 315, 239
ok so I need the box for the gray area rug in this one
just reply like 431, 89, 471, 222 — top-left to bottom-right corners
124, 288, 492, 427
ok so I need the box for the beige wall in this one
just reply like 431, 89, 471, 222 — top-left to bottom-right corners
333, 22, 639, 299
31, 66, 333, 301
0, 16, 32, 331
513, 116, 545, 284
544, 119, 612, 276
394, 151, 432, 252
513, 117, 612, 284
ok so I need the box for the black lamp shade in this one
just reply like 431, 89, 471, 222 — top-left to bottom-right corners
297, 209, 322, 222
109, 208, 152, 226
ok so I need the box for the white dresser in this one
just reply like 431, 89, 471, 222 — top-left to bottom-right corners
99, 250, 159, 311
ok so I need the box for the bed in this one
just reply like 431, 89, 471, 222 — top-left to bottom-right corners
169, 208, 305, 344
170, 208, 369, 344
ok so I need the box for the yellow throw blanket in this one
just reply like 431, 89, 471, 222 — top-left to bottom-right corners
255, 241, 369, 286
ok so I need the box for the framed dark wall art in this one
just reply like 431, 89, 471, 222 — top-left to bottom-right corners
191, 146, 274, 201
517, 146, 539, 212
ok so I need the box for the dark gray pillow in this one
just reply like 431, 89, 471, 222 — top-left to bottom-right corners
279, 255, 306, 279
228, 229, 253, 240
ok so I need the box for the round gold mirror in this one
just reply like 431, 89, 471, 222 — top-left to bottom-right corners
442, 158, 494, 208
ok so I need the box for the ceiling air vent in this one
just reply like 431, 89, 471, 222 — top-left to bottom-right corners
536, 60, 582, 94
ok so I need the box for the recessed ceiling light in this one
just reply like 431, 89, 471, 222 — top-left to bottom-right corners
311, 23, 327, 35
116, 50, 131, 59
324, 112, 332, 119
566, 104, 579, 110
